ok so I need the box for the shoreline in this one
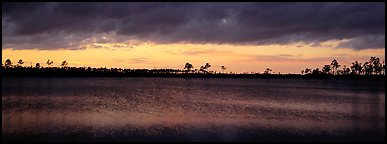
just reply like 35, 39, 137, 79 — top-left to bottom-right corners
1, 75, 385, 80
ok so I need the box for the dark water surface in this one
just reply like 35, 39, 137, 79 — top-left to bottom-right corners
2, 78, 385, 141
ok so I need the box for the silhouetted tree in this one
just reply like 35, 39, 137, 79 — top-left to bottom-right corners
5, 59, 12, 68
46, 60, 54, 67
363, 62, 373, 75
205, 63, 211, 69
200, 63, 211, 73
312, 68, 320, 75
183, 62, 193, 73
330, 59, 340, 75
200, 66, 204, 73
322, 65, 331, 74
304, 68, 311, 74
35, 63, 41, 69
342, 65, 351, 75
351, 61, 362, 75
61, 60, 69, 67
17, 59, 24, 67
374, 63, 383, 75
221, 66, 226, 73
371, 57, 382, 75
336, 69, 343, 75
264, 68, 272, 74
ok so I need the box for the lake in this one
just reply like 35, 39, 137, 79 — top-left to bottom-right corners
2, 77, 385, 141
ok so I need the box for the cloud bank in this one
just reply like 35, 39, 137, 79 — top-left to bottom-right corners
2, 2, 385, 50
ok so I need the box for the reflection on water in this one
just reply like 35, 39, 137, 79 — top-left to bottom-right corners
2, 78, 385, 141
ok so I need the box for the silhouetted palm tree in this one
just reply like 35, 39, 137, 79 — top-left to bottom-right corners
4, 59, 12, 68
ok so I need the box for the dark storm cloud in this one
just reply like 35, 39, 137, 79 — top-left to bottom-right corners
336, 35, 385, 50
2, 2, 385, 50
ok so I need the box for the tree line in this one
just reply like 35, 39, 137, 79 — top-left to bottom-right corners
1, 57, 385, 78
301, 57, 385, 76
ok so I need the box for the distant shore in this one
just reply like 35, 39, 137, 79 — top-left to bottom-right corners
2, 56, 385, 80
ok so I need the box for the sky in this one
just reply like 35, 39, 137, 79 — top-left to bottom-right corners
2, 2, 385, 74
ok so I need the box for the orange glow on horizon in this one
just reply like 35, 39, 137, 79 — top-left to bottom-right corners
2, 42, 385, 74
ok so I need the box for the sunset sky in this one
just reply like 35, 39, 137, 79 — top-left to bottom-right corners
2, 2, 385, 74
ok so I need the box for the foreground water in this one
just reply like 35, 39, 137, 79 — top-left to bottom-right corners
2, 78, 385, 141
